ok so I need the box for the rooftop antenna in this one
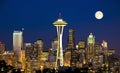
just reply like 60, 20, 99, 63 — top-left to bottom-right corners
59, 12, 62, 18
22, 28, 24, 31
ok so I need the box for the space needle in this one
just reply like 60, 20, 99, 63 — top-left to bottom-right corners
53, 13, 67, 67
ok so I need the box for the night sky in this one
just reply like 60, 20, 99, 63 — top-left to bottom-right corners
0, 0, 120, 54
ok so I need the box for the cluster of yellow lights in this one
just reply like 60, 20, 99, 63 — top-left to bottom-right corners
64, 62, 70, 67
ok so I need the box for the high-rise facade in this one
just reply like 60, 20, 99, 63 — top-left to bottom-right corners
67, 28, 75, 49
25, 43, 33, 60
25, 43, 38, 60
32, 43, 39, 60
36, 39, 44, 54
64, 51, 71, 66
53, 16, 67, 67
101, 40, 108, 67
87, 33, 95, 63
48, 37, 58, 62
94, 43, 100, 55
78, 40, 86, 65
51, 37, 58, 56
52, 37, 58, 49
67, 28, 77, 66
0, 42, 5, 54
101, 40, 108, 54
13, 31, 23, 62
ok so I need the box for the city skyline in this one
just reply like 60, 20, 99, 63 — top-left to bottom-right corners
0, 0, 120, 54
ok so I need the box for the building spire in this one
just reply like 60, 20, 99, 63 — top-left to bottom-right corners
59, 12, 62, 18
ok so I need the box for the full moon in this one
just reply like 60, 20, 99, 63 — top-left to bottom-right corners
95, 11, 103, 19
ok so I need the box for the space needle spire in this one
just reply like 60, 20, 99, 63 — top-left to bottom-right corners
59, 12, 61, 18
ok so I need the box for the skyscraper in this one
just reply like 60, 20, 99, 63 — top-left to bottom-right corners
87, 33, 95, 63
48, 37, 58, 64
53, 15, 67, 67
36, 39, 44, 54
94, 43, 100, 55
101, 40, 108, 67
67, 28, 75, 49
13, 31, 23, 62
0, 42, 5, 60
0, 42, 5, 54
101, 40, 108, 57
78, 40, 86, 65
52, 37, 58, 49
67, 28, 77, 66
25, 43, 33, 60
